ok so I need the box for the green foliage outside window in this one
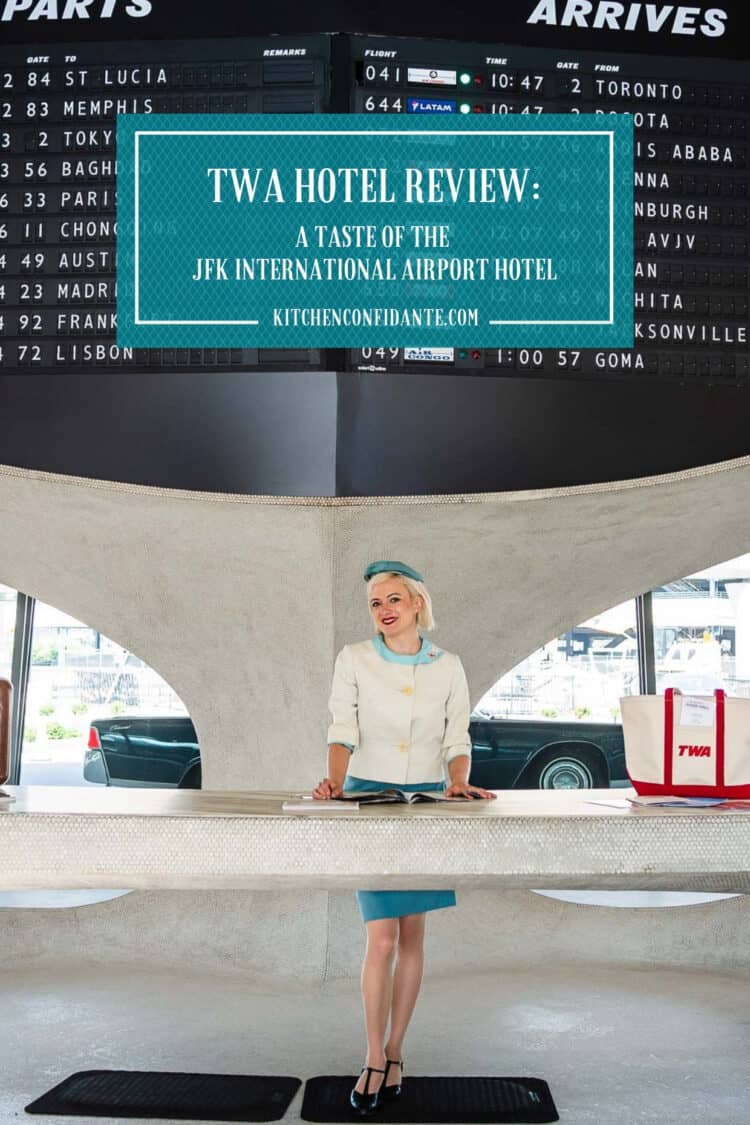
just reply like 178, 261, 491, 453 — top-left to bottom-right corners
46, 722, 81, 740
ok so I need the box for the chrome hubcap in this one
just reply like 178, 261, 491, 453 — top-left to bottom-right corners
539, 758, 594, 789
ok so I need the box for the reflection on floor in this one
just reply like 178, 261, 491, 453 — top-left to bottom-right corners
533, 891, 741, 908
0, 890, 741, 910
1, 962, 747, 1125
0, 890, 131, 909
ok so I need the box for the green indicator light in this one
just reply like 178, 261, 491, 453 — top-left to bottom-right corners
458, 349, 469, 359
459, 102, 471, 114
459, 72, 472, 85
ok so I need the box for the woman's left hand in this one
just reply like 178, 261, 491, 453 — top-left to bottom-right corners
444, 783, 497, 800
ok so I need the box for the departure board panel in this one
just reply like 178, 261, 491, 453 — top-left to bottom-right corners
347, 34, 749, 384
0, 34, 330, 374
2, 25, 747, 385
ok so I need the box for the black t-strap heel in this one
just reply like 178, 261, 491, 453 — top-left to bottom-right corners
381, 1058, 403, 1100
350, 1065, 386, 1115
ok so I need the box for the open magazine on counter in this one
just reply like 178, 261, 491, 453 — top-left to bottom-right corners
282, 790, 480, 812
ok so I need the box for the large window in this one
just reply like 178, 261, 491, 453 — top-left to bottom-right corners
470, 552, 750, 798
474, 599, 638, 726
653, 554, 750, 696
469, 601, 637, 792
7, 594, 189, 787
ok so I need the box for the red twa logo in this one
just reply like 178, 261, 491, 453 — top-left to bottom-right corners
678, 744, 712, 757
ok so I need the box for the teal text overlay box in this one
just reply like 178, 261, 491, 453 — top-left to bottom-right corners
117, 114, 633, 348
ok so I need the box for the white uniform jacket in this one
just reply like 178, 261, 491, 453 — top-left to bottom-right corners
327, 636, 472, 786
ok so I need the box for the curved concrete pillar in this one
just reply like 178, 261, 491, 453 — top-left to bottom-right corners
1, 457, 749, 790
2, 888, 750, 978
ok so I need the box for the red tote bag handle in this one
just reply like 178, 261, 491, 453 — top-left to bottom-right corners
716, 688, 726, 789
664, 687, 725, 789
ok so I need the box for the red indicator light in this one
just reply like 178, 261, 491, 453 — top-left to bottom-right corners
473, 75, 484, 86
472, 104, 484, 113
88, 726, 102, 750
470, 349, 482, 360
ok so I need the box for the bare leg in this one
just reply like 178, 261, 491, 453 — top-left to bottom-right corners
354, 917, 398, 1095
384, 912, 426, 1085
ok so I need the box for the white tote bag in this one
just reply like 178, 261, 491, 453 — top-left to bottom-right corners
620, 688, 750, 797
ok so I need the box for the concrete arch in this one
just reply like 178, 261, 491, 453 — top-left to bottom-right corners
1, 457, 749, 790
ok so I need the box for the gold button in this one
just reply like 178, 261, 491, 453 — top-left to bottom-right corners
398, 741, 409, 751
401, 686, 413, 696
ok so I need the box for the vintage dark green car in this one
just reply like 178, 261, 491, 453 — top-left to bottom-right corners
84, 714, 627, 790
84, 716, 202, 789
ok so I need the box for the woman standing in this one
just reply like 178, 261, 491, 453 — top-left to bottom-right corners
313, 560, 496, 1114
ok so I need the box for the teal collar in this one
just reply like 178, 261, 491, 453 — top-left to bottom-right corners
373, 634, 444, 665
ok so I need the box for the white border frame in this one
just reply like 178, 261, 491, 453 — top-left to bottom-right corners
133, 128, 616, 327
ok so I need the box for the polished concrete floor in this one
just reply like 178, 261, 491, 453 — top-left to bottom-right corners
1, 962, 748, 1125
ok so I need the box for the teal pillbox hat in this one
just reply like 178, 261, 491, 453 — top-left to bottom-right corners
363, 560, 425, 583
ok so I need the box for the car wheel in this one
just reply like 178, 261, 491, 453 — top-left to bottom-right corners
523, 747, 606, 790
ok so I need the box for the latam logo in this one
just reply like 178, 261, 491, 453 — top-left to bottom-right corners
527, 1, 728, 37
407, 98, 456, 114
1, 0, 151, 19
677, 744, 712, 757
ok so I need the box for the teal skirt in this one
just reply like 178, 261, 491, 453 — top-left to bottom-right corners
343, 774, 457, 923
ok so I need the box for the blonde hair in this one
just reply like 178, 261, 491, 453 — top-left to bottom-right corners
366, 571, 436, 631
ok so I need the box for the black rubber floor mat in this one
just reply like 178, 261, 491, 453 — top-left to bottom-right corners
25, 1069, 301, 1121
301, 1075, 559, 1123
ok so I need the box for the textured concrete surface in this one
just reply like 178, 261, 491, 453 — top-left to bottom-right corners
1, 960, 748, 1125
3, 785, 750, 892
3, 890, 750, 976
2, 457, 750, 792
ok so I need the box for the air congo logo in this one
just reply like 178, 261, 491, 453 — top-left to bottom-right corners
527, 1, 727, 37
1, 0, 151, 19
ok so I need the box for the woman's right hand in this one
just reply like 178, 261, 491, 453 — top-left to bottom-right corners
312, 777, 343, 799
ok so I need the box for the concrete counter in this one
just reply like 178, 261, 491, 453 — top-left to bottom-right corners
1, 786, 749, 892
